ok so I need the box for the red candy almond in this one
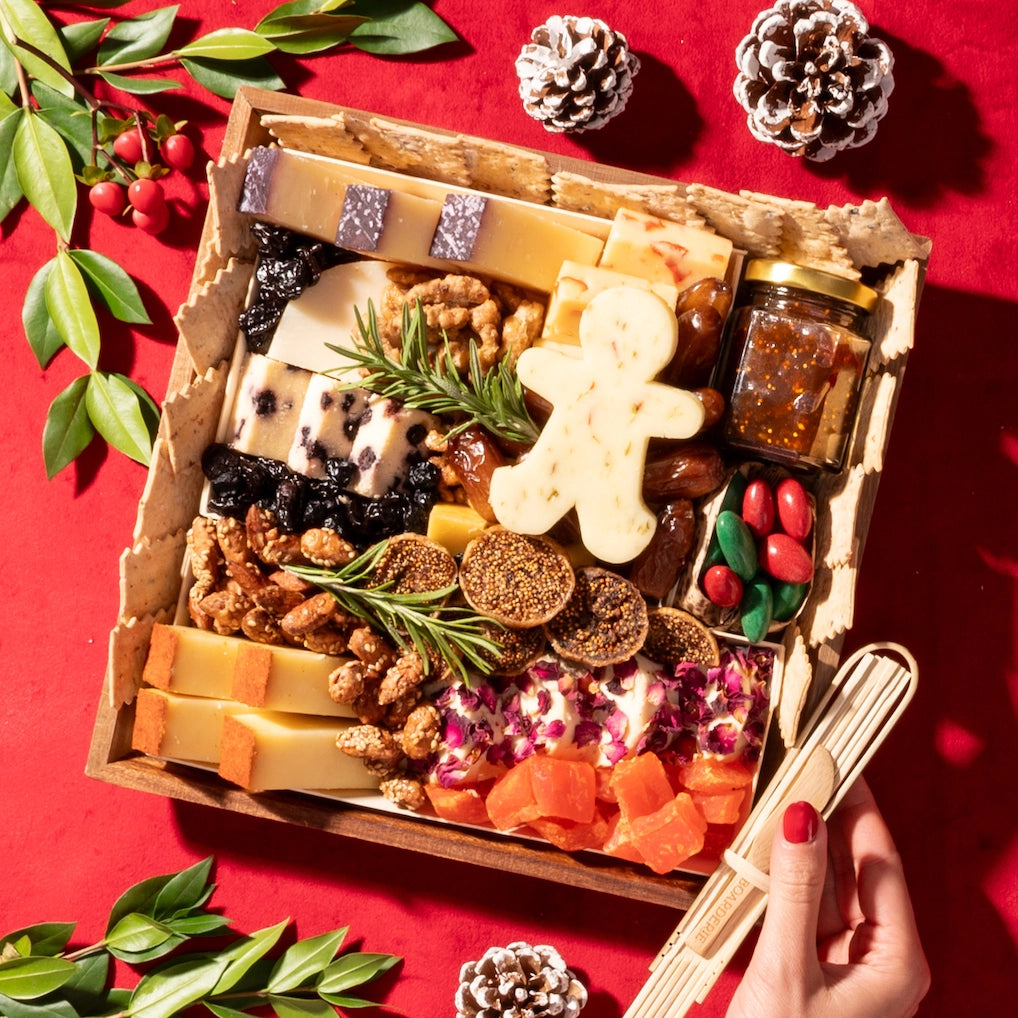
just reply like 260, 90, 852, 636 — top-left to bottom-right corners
702, 564, 743, 608
775, 477, 813, 540
761, 532, 813, 584
741, 478, 775, 538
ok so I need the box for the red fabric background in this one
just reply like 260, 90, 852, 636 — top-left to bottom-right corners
2, 2, 1016, 1015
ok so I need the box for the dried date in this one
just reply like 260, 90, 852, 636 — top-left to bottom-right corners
446, 425, 507, 522
642, 442, 726, 503
628, 499, 696, 601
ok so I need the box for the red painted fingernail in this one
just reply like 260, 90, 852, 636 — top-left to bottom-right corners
783, 801, 819, 844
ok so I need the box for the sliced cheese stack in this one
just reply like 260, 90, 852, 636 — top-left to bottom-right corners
346, 398, 436, 497
227, 353, 312, 462
218, 712, 378, 792
287, 373, 371, 479
132, 688, 246, 763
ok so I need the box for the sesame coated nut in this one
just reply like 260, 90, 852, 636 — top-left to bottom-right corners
459, 526, 575, 628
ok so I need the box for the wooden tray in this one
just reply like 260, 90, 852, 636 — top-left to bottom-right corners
87, 87, 929, 910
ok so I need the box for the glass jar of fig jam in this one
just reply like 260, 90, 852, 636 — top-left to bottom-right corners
714, 260, 878, 471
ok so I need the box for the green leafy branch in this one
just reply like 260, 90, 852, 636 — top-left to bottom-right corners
0, 856, 401, 1018
0, 1, 459, 478
286, 539, 503, 683
331, 301, 540, 446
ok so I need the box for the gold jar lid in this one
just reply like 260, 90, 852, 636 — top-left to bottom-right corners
744, 259, 879, 312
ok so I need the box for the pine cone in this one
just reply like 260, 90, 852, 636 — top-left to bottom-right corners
515, 15, 640, 133
733, 0, 894, 161
455, 941, 587, 1018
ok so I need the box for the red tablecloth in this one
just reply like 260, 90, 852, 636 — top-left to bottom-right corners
2, 2, 1015, 1015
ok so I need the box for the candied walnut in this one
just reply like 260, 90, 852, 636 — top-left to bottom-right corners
384, 689, 422, 728
215, 515, 255, 565
328, 660, 366, 704
353, 690, 388, 726
400, 704, 441, 760
252, 582, 307, 617
378, 652, 426, 705
280, 591, 337, 638
643, 607, 720, 668
379, 775, 427, 812
336, 724, 403, 776
225, 558, 269, 597
187, 587, 215, 630
459, 527, 575, 628
240, 606, 285, 645
545, 567, 649, 667
300, 527, 356, 567
499, 294, 544, 365
267, 568, 315, 594
348, 626, 398, 673
303, 623, 349, 656
246, 505, 304, 566
372, 534, 457, 595
187, 516, 221, 597
198, 588, 252, 635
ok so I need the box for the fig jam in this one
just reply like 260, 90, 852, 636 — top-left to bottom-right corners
714, 260, 877, 471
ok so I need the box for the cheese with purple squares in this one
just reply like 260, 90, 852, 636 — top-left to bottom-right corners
227, 353, 312, 462
286, 373, 370, 478
598, 208, 733, 290
347, 396, 437, 496
240, 147, 446, 269
218, 711, 379, 792
429, 192, 604, 292
488, 286, 704, 563
266, 259, 399, 375
538, 260, 681, 348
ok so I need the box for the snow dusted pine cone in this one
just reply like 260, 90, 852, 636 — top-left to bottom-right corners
455, 941, 588, 1018
733, 0, 894, 161
515, 15, 640, 133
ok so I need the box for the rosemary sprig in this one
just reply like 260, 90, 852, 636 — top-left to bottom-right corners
326, 301, 541, 445
285, 541, 502, 684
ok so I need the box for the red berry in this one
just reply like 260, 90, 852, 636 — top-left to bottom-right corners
113, 130, 144, 164
128, 178, 165, 215
161, 132, 195, 171
88, 180, 126, 216
132, 202, 170, 235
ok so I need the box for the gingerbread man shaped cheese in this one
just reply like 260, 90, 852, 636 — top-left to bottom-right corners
489, 285, 705, 563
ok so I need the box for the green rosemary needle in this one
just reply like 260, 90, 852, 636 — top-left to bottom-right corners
285, 541, 502, 685
326, 300, 540, 445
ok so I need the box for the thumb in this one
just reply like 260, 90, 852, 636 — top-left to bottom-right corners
754, 801, 828, 984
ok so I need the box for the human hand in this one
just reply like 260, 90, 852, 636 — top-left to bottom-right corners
725, 777, 930, 1018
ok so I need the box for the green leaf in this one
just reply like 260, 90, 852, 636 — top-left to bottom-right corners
59, 951, 111, 1014
256, 0, 354, 29
180, 55, 284, 99
347, 0, 458, 55
44, 251, 100, 368
0, 107, 25, 222
29, 83, 93, 170
43, 375, 94, 478
205, 1006, 253, 1018
117, 375, 161, 438
13, 109, 76, 242
97, 5, 179, 65
212, 920, 289, 995
176, 28, 277, 61
68, 250, 151, 324
108, 858, 211, 931
0, 924, 75, 958
58, 18, 110, 64
104, 914, 175, 956
254, 15, 366, 55
166, 914, 231, 938
128, 955, 228, 1018
0, 86, 15, 115
266, 928, 347, 994
85, 371, 155, 466
317, 993, 375, 1008
0, 956, 77, 1000
152, 856, 215, 919
97, 71, 183, 94
0, 993, 80, 1018
24, 259, 64, 367
267, 995, 335, 1018
0, 37, 17, 95
0, 0, 75, 97
317, 952, 399, 994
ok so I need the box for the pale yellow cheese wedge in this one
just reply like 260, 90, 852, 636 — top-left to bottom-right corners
426, 502, 489, 556
232, 642, 355, 718
218, 712, 379, 792
142, 623, 238, 699
132, 688, 246, 763
598, 208, 733, 290
538, 260, 680, 348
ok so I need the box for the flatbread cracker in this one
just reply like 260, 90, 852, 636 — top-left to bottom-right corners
462, 135, 551, 203
161, 363, 229, 477
552, 170, 703, 226
107, 610, 174, 708
344, 113, 471, 185
118, 530, 188, 621
850, 369, 899, 474
825, 197, 931, 270
207, 153, 258, 270
261, 112, 370, 164
777, 626, 812, 746
174, 258, 253, 375
870, 259, 920, 366
815, 463, 865, 567
798, 561, 856, 648
686, 183, 783, 256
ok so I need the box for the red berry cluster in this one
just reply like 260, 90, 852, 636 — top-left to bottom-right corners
86, 116, 197, 235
